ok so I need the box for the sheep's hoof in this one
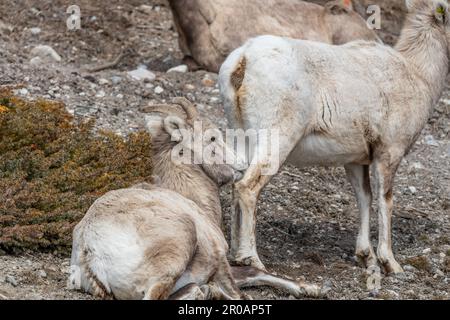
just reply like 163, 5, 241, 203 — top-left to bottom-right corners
381, 259, 404, 275
355, 249, 378, 269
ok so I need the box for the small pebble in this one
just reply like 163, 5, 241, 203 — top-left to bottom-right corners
167, 64, 188, 73
154, 86, 164, 94
5, 275, 18, 287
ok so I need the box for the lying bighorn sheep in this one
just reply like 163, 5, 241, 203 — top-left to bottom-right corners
69, 98, 321, 299
219, 0, 449, 274
168, 0, 381, 72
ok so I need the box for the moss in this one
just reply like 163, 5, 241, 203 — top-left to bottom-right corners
418, 234, 430, 243
404, 256, 432, 273
0, 88, 153, 253
436, 235, 450, 245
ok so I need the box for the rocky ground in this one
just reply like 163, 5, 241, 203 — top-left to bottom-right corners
0, 0, 449, 300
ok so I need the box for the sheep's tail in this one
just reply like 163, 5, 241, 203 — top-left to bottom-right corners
219, 47, 247, 129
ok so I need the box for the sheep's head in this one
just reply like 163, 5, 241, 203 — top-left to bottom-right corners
404, 0, 450, 59
143, 97, 246, 186
323, 0, 381, 44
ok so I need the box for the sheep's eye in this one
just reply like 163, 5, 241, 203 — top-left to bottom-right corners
179, 149, 184, 156
210, 136, 216, 142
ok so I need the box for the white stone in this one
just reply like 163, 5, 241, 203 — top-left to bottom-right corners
98, 78, 109, 85
29, 56, 43, 66
424, 135, 439, 147
138, 4, 153, 14
127, 68, 156, 81
30, 45, 62, 62
154, 86, 164, 94
167, 64, 188, 73
422, 248, 431, 254
408, 186, 417, 194
30, 27, 41, 35
95, 90, 106, 98
18, 88, 29, 95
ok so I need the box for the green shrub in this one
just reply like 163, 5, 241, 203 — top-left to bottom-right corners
0, 89, 153, 253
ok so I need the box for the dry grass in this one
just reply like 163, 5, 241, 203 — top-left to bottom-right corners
0, 89, 153, 253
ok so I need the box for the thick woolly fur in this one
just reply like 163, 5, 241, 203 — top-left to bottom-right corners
219, 0, 450, 274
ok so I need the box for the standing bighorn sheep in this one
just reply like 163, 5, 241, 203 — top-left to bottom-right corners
219, 0, 449, 274
168, 0, 381, 72
69, 98, 321, 299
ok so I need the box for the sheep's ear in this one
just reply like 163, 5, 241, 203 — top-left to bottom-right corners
163, 116, 187, 142
434, 2, 448, 24
325, 0, 353, 14
144, 114, 164, 139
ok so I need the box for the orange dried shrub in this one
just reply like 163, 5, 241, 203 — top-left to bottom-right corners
0, 88, 153, 253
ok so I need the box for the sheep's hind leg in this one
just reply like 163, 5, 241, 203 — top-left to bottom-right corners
344, 164, 378, 269
231, 266, 324, 298
373, 154, 404, 274
169, 283, 208, 300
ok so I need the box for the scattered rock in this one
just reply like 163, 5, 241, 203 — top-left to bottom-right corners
29, 56, 44, 66
406, 186, 417, 194
30, 45, 62, 63
202, 76, 215, 87
422, 248, 431, 254
167, 64, 188, 73
209, 97, 220, 104
184, 84, 195, 91
98, 78, 110, 85
95, 90, 106, 98
38, 270, 47, 278
30, 27, 41, 35
127, 68, 156, 82
403, 264, 417, 272
5, 275, 18, 287
424, 135, 439, 147
0, 20, 13, 34
137, 4, 153, 14
110, 75, 122, 84
16, 88, 29, 96
74, 105, 98, 117
434, 269, 444, 277
154, 86, 164, 94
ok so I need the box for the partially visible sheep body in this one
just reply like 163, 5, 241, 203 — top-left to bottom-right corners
219, 0, 449, 274
169, 0, 381, 72
70, 187, 228, 299
69, 99, 322, 300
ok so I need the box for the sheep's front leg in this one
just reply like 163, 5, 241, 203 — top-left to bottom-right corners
344, 164, 377, 268
231, 266, 323, 298
231, 165, 273, 270
373, 157, 404, 274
